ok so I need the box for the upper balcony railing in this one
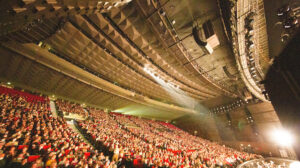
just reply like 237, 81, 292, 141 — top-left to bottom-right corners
237, 157, 300, 168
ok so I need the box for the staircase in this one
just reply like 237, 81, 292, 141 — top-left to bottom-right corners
50, 101, 58, 118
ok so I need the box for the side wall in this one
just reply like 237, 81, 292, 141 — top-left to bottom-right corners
172, 102, 296, 158
173, 113, 221, 142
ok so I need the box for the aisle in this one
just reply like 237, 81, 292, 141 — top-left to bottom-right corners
67, 120, 92, 146
50, 101, 58, 118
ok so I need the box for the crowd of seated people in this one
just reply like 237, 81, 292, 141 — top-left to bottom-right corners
0, 85, 262, 168
78, 109, 261, 168
0, 86, 115, 168
55, 99, 88, 118
78, 109, 148, 167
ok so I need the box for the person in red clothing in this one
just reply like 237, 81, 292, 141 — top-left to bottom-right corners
0, 87, 116, 168
0, 86, 260, 167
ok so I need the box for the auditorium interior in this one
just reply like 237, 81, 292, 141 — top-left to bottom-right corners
0, 0, 299, 167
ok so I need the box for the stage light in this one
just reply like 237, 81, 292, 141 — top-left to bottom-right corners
250, 69, 256, 74
113, 2, 120, 7
271, 128, 294, 146
246, 29, 254, 35
290, 161, 300, 168
248, 57, 254, 61
248, 42, 255, 49
97, 1, 103, 5
248, 19, 254, 26
107, 6, 112, 10
159, 10, 166, 16
7, 82, 11, 85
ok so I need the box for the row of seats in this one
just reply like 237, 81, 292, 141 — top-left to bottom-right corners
0, 86, 261, 167
0, 86, 116, 168
78, 109, 261, 167
0, 86, 47, 103
55, 99, 88, 117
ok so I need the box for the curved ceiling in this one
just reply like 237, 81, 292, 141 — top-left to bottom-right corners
0, 0, 275, 120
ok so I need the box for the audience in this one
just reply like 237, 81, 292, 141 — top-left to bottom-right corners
0, 86, 114, 168
55, 99, 88, 117
78, 109, 261, 167
0, 86, 262, 167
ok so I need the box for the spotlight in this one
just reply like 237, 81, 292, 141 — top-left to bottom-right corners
7, 82, 11, 85
113, 2, 120, 7
247, 19, 254, 26
159, 10, 166, 16
247, 12, 256, 19
271, 128, 294, 146
104, 2, 109, 6
284, 17, 299, 29
277, 5, 290, 17
107, 6, 112, 10
248, 42, 255, 49
250, 66, 256, 71
246, 29, 254, 35
97, 1, 103, 6
247, 35, 254, 41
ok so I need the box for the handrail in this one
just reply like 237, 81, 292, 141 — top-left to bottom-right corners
237, 157, 300, 168
237, 158, 262, 168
